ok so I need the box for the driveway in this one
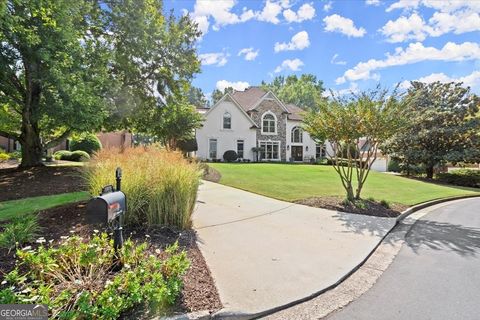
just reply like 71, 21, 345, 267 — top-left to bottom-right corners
193, 181, 397, 316
327, 197, 480, 320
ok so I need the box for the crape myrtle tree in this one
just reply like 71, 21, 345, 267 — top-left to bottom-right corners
382, 82, 480, 179
304, 88, 404, 201
0, 0, 200, 167
261, 74, 326, 111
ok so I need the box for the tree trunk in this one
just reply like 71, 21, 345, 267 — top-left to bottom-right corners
345, 183, 355, 202
425, 164, 434, 179
19, 121, 44, 168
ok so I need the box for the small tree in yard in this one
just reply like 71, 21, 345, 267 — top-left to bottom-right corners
382, 82, 480, 179
304, 88, 403, 201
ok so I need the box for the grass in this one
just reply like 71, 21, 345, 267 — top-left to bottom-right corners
0, 191, 90, 222
208, 163, 480, 206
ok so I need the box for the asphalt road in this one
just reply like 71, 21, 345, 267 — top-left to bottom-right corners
327, 197, 480, 320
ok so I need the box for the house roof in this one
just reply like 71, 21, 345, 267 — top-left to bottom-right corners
285, 103, 306, 121
231, 87, 267, 111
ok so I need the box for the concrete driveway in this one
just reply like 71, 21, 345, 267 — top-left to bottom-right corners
193, 181, 397, 317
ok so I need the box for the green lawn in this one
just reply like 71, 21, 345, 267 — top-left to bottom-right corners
208, 163, 480, 206
0, 191, 90, 221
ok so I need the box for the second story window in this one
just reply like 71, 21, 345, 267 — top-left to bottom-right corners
262, 113, 276, 134
223, 112, 231, 129
291, 127, 303, 143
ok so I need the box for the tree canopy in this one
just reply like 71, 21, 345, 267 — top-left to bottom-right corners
304, 88, 403, 201
211, 87, 234, 105
261, 74, 325, 111
0, 0, 200, 167
382, 81, 480, 178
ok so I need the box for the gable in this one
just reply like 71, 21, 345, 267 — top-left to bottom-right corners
204, 93, 258, 128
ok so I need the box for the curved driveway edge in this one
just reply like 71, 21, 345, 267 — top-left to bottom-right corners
192, 181, 397, 319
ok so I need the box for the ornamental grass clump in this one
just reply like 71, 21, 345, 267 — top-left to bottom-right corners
85, 147, 201, 228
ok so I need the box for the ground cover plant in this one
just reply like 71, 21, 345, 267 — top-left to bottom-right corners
208, 163, 480, 206
0, 234, 189, 319
85, 147, 201, 228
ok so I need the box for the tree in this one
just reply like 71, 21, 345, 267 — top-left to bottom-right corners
211, 87, 234, 105
382, 82, 480, 179
0, 0, 200, 167
304, 88, 403, 201
261, 74, 325, 111
134, 97, 203, 150
186, 86, 208, 108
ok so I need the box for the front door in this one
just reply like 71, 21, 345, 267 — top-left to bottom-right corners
291, 146, 303, 161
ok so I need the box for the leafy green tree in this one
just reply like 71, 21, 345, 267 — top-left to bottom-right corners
261, 74, 325, 111
383, 82, 480, 179
186, 86, 208, 108
134, 97, 203, 150
0, 0, 200, 167
211, 87, 234, 105
304, 88, 403, 201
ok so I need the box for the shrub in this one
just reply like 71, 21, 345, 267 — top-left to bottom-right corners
380, 199, 391, 209
70, 132, 102, 155
0, 234, 190, 319
8, 150, 21, 159
85, 147, 201, 228
223, 150, 238, 162
387, 159, 401, 172
54, 150, 90, 162
0, 215, 40, 252
436, 169, 480, 188
0, 151, 10, 162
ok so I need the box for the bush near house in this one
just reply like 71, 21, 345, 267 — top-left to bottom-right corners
70, 132, 102, 155
85, 147, 201, 228
223, 150, 238, 162
0, 151, 10, 162
0, 235, 189, 319
436, 169, 480, 188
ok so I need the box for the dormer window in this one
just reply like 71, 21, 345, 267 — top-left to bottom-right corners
223, 112, 231, 129
262, 112, 276, 134
291, 127, 303, 143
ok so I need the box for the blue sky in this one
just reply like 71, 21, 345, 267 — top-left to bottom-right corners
165, 0, 480, 98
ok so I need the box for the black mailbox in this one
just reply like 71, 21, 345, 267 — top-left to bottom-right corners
86, 191, 126, 225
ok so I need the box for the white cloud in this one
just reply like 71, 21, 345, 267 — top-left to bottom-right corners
216, 80, 250, 92
283, 3, 316, 22
323, 14, 366, 37
323, 1, 332, 12
238, 47, 259, 61
199, 52, 229, 67
336, 41, 480, 84
380, 11, 480, 43
330, 53, 347, 65
257, 0, 284, 24
386, 0, 480, 13
365, 0, 380, 6
399, 70, 480, 90
324, 82, 360, 97
274, 31, 310, 52
274, 58, 304, 73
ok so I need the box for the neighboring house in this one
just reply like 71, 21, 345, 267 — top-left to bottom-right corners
0, 131, 133, 154
195, 87, 331, 162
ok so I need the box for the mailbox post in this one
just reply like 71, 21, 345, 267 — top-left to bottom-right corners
86, 167, 126, 251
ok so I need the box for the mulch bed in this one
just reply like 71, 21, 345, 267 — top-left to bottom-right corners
202, 165, 221, 183
0, 166, 85, 201
0, 202, 222, 314
296, 196, 409, 218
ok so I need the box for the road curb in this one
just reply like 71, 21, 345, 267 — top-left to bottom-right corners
168, 194, 480, 320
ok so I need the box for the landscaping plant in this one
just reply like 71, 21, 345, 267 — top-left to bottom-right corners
0, 234, 190, 319
436, 169, 480, 188
70, 133, 102, 155
0, 215, 40, 252
304, 87, 404, 201
54, 150, 90, 162
85, 147, 201, 228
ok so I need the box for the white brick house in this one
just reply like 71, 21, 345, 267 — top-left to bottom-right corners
195, 87, 331, 162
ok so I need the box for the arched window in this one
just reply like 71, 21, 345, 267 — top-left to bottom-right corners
223, 112, 231, 129
262, 112, 276, 134
291, 127, 303, 143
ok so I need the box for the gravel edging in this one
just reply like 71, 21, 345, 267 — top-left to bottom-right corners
165, 194, 480, 320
